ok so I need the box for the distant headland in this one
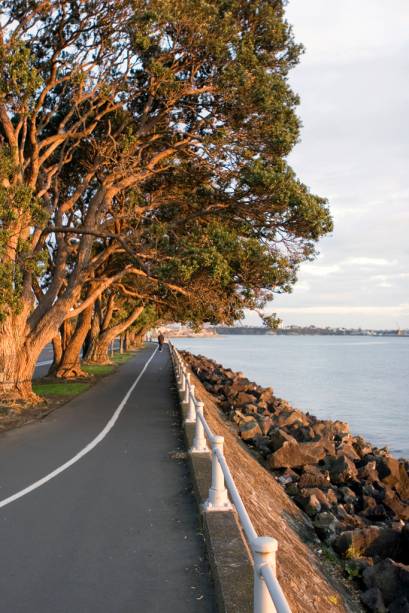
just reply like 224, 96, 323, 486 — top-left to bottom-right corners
165, 325, 409, 337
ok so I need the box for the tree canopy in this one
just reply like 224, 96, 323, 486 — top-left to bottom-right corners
0, 0, 332, 401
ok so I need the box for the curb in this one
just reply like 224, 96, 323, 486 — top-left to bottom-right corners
177, 389, 253, 613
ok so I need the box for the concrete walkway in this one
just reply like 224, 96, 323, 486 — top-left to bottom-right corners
0, 345, 216, 612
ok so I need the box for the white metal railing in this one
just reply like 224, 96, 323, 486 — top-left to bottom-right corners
169, 342, 292, 613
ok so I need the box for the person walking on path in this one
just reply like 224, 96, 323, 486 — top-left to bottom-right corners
157, 331, 165, 351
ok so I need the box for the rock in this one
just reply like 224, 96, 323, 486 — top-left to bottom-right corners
337, 442, 361, 462
313, 512, 339, 543
389, 596, 409, 613
333, 526, 402, 559
327, 454, 358, 484
312, 420, 349, 439
383, 488, 409, 521
254, 436, 272, 456
295, 490, 322, 516
354, 437, 375, 458
235, 391, 258, 406
363, 558, 409, 606
335, 505, 365, 530
258, 387, 274, 403
287, 424, 317, 443
239, 420, 262, 441
376, 456, 409, 499
360, 587, 386, 612
275, 409, 311, 429
340, 486, 358, 505
358, 460, 380, 482
326, 488, 338, 507
277, 468, 299, 486
298, 467, 331, 490
268, 439, 327, 469
255, 415, 273, 435
232, 410, 255, 425
268, 428, 295, 452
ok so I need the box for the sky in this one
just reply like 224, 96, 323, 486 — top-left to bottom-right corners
249, 0, 409, 329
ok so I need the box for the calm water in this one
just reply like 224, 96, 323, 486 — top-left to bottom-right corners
172, 335, 409, 458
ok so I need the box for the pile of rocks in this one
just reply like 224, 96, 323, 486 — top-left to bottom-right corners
183, 351, 409, 613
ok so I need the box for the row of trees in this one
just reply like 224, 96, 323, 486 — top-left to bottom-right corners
0, 0, 332, 404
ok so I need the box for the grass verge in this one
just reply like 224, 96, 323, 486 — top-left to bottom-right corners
0, 348, 140, 434
33, 381, 91, 398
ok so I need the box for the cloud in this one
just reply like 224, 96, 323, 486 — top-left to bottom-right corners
302, 264, 341, 277
343, 257, 398, 268
273, 305, 409, 316
261, 1, 409, 329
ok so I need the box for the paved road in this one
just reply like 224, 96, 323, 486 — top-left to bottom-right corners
0, 345, 216, 612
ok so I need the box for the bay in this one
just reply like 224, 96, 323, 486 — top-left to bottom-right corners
172, 335, 409, 458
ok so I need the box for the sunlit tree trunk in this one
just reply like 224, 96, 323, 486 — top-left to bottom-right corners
85, 307, 144, 364
54, 305, 93, 378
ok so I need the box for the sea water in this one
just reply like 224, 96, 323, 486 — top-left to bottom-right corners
172, 335, 409, 458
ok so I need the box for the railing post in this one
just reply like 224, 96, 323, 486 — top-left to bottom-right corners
203, 436, 232, 511
185, 383, 196, 423
183, 373, 191, 406
253, 537, 278, 613
190, 401, 209, 453
180, 367, 186, 394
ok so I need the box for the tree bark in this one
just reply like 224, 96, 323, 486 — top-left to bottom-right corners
54, 305, 93, 378
0, 318, 45, 405
85, 306, 144, 364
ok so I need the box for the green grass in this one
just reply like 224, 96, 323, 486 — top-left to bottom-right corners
82, 364, 116, 376
33, 382, 91, 397
112, 351, 135, 364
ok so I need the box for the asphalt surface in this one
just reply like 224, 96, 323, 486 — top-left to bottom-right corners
0, 345, 216, 612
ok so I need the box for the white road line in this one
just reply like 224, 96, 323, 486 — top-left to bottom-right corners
0, 347, 158, 510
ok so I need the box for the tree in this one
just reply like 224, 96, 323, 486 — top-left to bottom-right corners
0, 0, 331, 403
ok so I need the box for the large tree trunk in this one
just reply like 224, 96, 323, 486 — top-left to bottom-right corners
0, 318, 45, 405
85, 306, 144, 365
54, 305, 93, 378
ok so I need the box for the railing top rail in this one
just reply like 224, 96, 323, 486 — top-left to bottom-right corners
260, 565, 292, 613
214, 446, 258, 543
196, 405, 215, 443
169, 341, 292, 613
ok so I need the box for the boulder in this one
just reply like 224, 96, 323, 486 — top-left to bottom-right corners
235, 391, 258, 406
363, 558, 409, 606
298, 467, 331, 490
313, 512, 339, 543
340, 486, 358, 505
333, 526, 402, 559
389, 596, 409, 613
277, 468, 299, 486
312, 420, 349, 439
383, 488, 409, 521
296, 487, 332, 513
268, 428, 295, 452
275, 409, 311, 429
337, 442, 361, 462
295, 490, 322, 517
239, 420, 262, 441
258, 387, 274, 403
376, 456, 409, 499
268, 439, 327, 469
255, 415, 273, 436
359, 460, 380, 483
327, 454, 358, 484
232, 410, 255, 425
288, 424, 317, 443
360, 587, 386, 613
